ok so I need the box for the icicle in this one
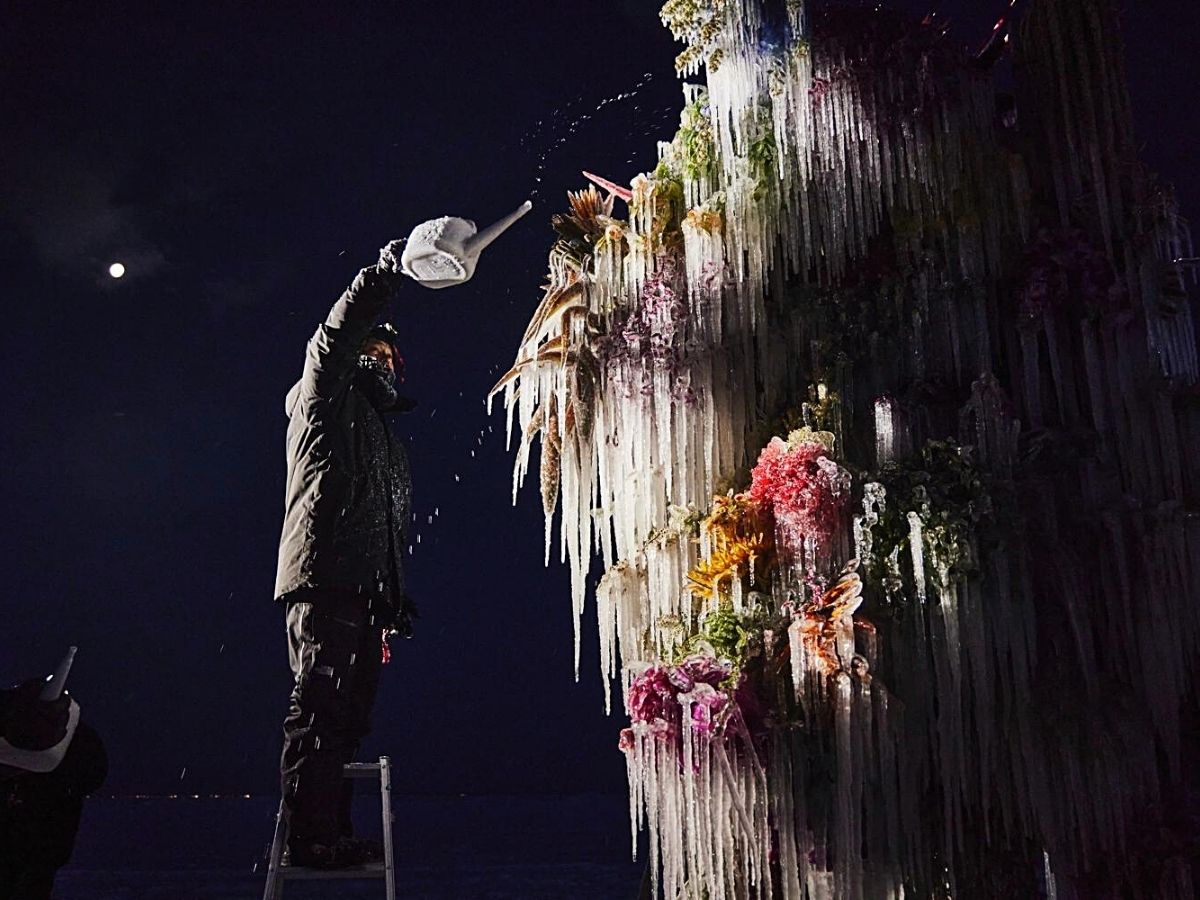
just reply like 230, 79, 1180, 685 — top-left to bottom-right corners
874, 395, 896, 466
1043, 849, 1058, 900
788, 614, 805, 702
907, 511, 927, 603
834, 670, 854, 898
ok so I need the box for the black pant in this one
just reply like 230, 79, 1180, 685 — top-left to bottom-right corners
280, 589, 384, 848
0, 723, 107, 900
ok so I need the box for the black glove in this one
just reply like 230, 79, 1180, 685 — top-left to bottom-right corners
391, 595, 419, 639
377, 239, 406, 276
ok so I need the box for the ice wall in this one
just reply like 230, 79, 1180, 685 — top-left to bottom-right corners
493, 1, 1200, 896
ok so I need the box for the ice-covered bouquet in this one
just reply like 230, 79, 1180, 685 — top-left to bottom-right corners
620, 652, 734, 751
748, 435, 851, 556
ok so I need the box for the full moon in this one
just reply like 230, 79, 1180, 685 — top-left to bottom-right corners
108, 262, 126, 279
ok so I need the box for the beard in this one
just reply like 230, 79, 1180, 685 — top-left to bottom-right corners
354, 355, 399, 410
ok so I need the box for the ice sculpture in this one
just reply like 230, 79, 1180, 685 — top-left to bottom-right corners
493, 1, 1200, 897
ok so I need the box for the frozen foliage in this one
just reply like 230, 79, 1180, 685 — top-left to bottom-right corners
494, 0, 1200, 897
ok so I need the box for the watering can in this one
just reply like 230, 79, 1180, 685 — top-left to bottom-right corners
400, 200, 533, 289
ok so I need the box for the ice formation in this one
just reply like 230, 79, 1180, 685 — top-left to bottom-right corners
492, 0, 1200, 896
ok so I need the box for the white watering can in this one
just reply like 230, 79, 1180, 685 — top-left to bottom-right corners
400, 200, 533, 289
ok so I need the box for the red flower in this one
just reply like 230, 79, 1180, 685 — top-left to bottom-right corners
749, 438, 849, 549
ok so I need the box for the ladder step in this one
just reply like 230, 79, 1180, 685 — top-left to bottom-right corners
279, 861, 388, 880
264, 756, 394, 899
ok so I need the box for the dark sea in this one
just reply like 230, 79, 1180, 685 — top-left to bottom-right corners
56, 794, 647, 899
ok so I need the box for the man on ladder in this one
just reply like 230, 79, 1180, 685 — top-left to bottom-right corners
272, 240, 419, 869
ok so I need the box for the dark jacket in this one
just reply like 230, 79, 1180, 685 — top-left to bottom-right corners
273, 265, 412, 614
0, 688, 108, 883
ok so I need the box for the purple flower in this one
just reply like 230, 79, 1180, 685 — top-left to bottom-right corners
668, 666, 695, 692
681, 683, 729, 734
679, 652, 733, 687
624, 653, 735, 747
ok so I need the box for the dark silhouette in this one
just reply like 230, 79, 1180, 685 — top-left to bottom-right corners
275, 243, 417, 869
0, 666, 107, 900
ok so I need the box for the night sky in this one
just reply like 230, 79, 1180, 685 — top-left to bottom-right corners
1, 0, 1196, 801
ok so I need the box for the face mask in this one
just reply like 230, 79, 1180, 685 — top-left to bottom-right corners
355, 354, 398, 409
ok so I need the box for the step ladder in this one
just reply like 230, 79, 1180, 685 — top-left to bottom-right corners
262, 755, 396, 900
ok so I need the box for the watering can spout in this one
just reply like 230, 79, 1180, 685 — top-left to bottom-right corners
465, 200, 533, 255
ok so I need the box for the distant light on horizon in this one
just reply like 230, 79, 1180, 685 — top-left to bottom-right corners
108, 262, 125, 279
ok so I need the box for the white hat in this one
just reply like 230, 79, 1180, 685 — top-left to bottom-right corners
0, 699, 80, 773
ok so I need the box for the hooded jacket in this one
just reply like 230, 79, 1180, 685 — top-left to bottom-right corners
273, 264, 412, 614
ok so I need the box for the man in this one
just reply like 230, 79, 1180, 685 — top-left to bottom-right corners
0, 659, 107, 899
275, 241, 417, 868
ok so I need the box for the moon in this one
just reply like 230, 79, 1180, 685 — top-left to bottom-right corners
109, 262, 126, 279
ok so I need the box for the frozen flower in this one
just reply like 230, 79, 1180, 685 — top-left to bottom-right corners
627, 665, 680, 740
680, 682, 729, 734
668, 666, 695, 692
618, 727, 636, 753
679, 651, 733, 687
625, 652, 735, 746
749, 438, 850, 550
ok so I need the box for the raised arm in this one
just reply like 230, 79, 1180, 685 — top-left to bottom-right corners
298, 241, 405, 403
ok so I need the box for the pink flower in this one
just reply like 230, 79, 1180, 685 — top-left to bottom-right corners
627, 666, 680, 740
681, 683, 729, 734
618, 728, 636, 752
678, 653, 732, 687
667, 666, 695, 692
749, 438, 849, 550
625, 655, 735, 746
647, 718, 674, 740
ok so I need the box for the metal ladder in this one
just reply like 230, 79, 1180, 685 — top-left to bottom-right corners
262, 755, 396, 900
